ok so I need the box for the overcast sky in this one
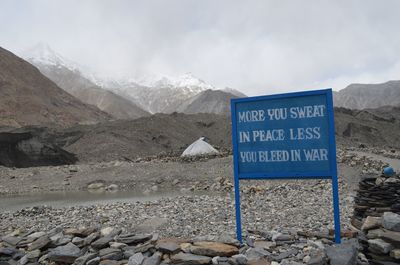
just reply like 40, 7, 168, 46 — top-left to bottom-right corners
1, 0, 400, 95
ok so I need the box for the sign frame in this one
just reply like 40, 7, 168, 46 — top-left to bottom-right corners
230, 88, 341, 244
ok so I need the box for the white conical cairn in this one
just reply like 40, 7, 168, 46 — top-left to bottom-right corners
181, 137, 219, 157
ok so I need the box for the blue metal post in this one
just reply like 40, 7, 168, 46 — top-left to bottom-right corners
332, 175, 341, 243
326, 89, 341, 244
231, 99, 243, 244
234, 175, 242, 243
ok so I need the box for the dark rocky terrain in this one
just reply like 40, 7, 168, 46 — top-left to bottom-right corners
0, 105, 399, 167
335, 107, 400, 149
0, 47, 110, 128
10, 113, 232, 163
0, 132, 77, 168
334, 80, 400, 109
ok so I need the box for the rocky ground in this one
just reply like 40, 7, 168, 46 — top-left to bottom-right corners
0, 147, 391, 196
0, 146, 399, 264
0, 224, 363, 265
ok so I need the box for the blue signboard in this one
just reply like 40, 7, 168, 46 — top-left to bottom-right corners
231, 89, 341, 243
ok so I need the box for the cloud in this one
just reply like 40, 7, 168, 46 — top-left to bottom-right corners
1, 0, 400, 95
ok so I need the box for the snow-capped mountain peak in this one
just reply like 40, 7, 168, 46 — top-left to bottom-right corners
151, 72, 215, 91
22, 42, 79, 71
173, 72, 215, 90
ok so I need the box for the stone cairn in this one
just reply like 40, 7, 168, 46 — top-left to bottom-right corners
352, 170, 400, 263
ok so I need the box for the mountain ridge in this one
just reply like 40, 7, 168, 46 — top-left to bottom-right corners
21, 44, 247, 114
334, 80, 400, 109
28, 62, 150, 119
0, 46, 110, 127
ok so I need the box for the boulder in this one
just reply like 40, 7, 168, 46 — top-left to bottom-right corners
361, 216, 382, 231
368, 238, 394, 254
326, 240, 358, 265
383, 212, 400, 232
390, 249, 400, 259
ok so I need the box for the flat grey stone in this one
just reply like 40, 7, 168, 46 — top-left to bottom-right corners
99, 260, 118, 265
84, 232, 100, 246
0, 247, 18, 256
92, 237, 114, 249
110, 242, 128, 249
87, 257, 101, 265
27, 231, 46, 239
307, 249, 327, 265
143, 252, 162, 265
171, 252, 212, 265
326, 240, 358, 265
72, 236, 85, 247
117, 234, 152, 245
1, 236, 22, 246
157, 241, 180, 254
368, 238, 394, 254
383, 212, 400, 232
48, 242, 81, 264
245, 247, 271, 260
232, 254, 247, 265
361, 216, 382, 231
101, 227, 122, 238
128, 252, 145, 265
272, 249, 298, 262
100, 247, 123, 261
28, 236, 50, 251
73, 253, 98, 265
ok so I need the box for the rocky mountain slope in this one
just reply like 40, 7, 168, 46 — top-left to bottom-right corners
221, 87, 247, 98
23, 44, 150, 119
107, 73, 211, 114
334, 106, 400, 148
22, 44, 248, 115
107, 75, 246, 114
0, 47, 110, 128
178, 89, 239, 115
334, 80, 400, 109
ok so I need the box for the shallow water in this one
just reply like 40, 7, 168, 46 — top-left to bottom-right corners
0, 190, 199, 212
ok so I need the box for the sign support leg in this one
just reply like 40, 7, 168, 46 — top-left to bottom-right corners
332, 175, 341, 243
234, 176, 242, 244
